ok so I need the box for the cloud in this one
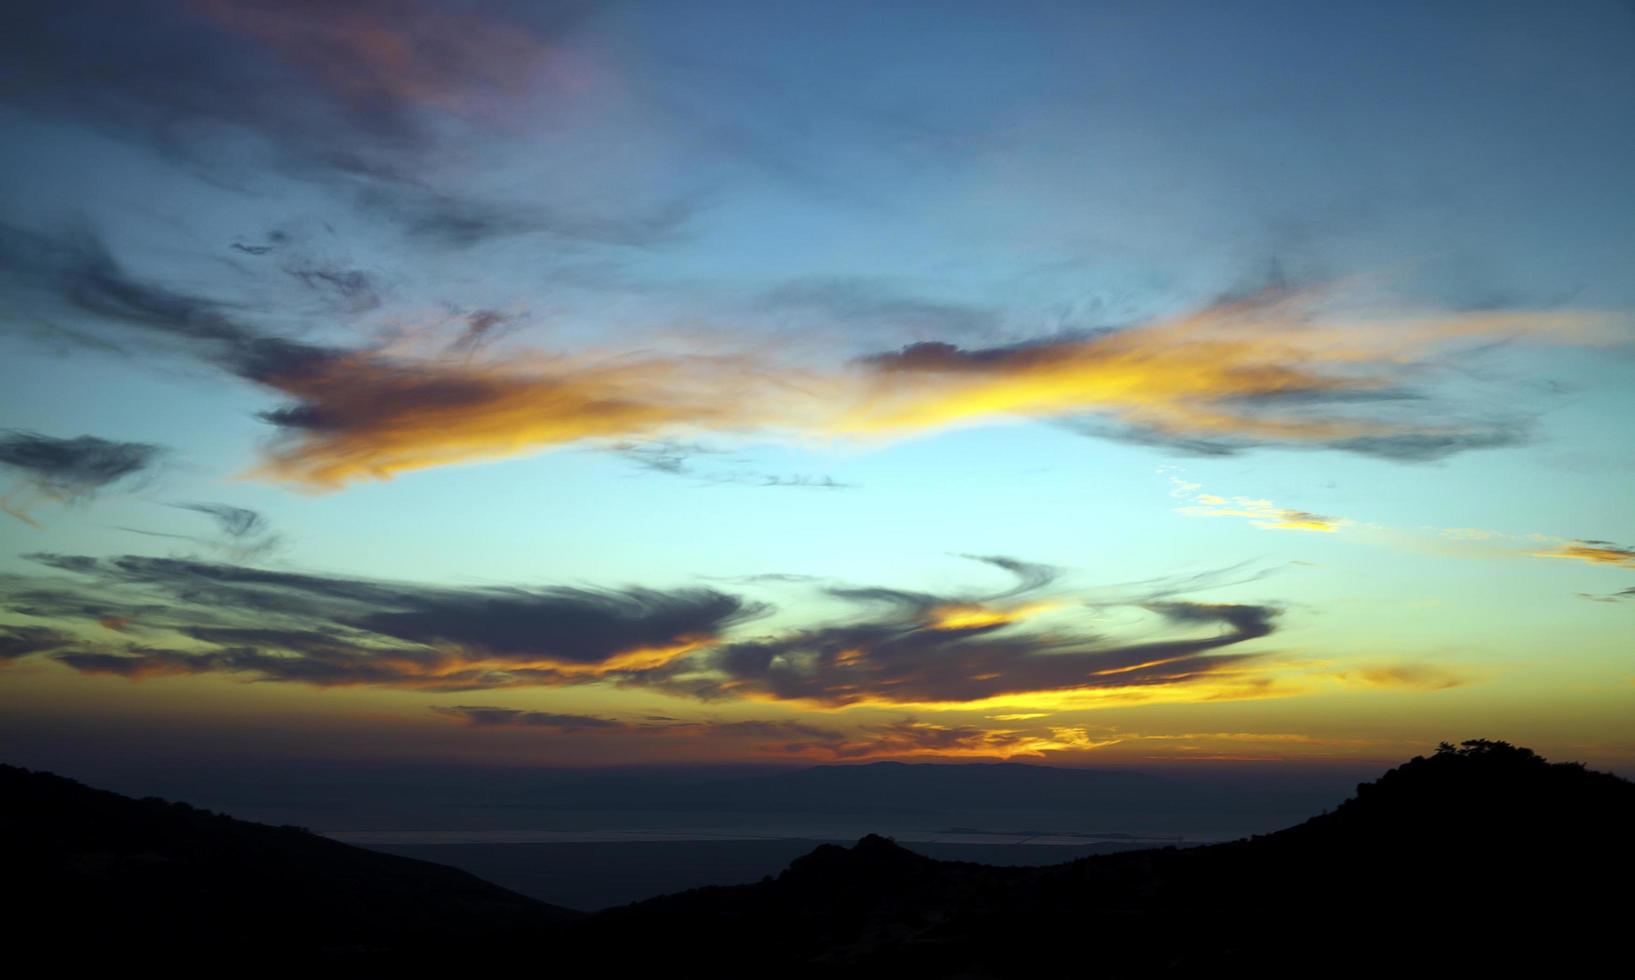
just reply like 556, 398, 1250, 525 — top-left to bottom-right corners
285, 263, 382, 314
448, 309, 517, 355
1578, 587, 1635, 603
185, 0, 556, 115
171, 503, 269, 540
0, 430, 165, 524
430, 706, 627, 731
5, 554, 759, 690
7, 550, 1473, 714
3, 222, 1623, 488
648, 585, 1280, 708
956, 554, 1064, 597
236, 288, 1632, 487
0, 626, 78, 660
757, 276, 1002, 342
1533, 540, 1635, 569
612, 440, 856, 490
163, 502, 284, 560
0, 431, 163, 500
846, 289, 1618, 455
1166, 473, 1346, 533
0, 1, 679, 250
1333, 664, 1467, 691
428, 705, 1086, 759
0, 550, 1288, 711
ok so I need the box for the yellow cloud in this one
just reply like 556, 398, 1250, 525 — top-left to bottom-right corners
1532, 541, 1635, 568
1168, 474, 1346, 532
245, 289, 1620, 488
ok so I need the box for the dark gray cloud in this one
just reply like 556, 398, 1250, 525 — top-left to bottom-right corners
425, 705, 1033, 759
0, 625, 77, 660
355, 183, 694, 250
286, 264, 381, 314
0, 221, 369, 437
644, 556, 1278, 706
154, 502, 284, 560
0, 0, 662, 250
0, 222, 316, 366
3, 551, 1281, 706
4, 554, 761, 690
448, 309, 517, 355
663, 598, 1275, 706
957, 554, 1063, 598
430, 706, 627, 731
171, 503, 269, 541
0, 431, 164, 502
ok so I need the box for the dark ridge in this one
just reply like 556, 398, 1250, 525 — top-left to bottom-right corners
2, 764, 577, 964
9, 741, 1632, 974
575, 740, 1635, 974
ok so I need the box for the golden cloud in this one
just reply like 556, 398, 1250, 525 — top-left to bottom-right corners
1167, 474, 1347, 533
1532, 541, 1635, 569
248, 290, 1619, 488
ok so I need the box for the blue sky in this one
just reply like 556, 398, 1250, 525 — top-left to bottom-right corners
1, 0, 1631, 771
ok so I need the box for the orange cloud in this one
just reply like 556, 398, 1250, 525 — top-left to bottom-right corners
1167, 473, 1346, 532
247, 290, 1619, 488
1532, 540, 1635, 569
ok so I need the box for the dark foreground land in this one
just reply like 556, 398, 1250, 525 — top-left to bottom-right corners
362, 837, 1153, 910
7, 740, 1631, 975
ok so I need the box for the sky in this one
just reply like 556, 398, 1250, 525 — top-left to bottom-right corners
1, 0, 1632, 776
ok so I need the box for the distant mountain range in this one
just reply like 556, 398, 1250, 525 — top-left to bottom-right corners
8, 740, 1631, 973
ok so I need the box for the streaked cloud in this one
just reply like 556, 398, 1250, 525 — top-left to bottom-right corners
186, 293, 1635, 486
0, 625, 78, 660
1330, 664, 1467, 691
1533, 540, 1635, 569
1, 1, 671, 250
430, 705, 1104, 759
2, 552, 1288, 711
0, 431, 165, 525
1166, 472, 1346, 533
6, 554, 759, 690
3, 218, 1623, 487
187, 0, 555, 115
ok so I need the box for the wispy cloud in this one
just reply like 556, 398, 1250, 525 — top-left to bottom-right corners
1532, 540, 1635, 569
430, 705, 1104, 759
0, 430, 165, 525
1328, 663, 1467, 691
613, 440, 855, 490
8, 554, 759, 689
3, 221, 1623, 488
186, 0, 555, 115
196, 290, 1635, 486
2, 552, 1289, 710
1165, 471, 1346, 533
1, 0, 677, 250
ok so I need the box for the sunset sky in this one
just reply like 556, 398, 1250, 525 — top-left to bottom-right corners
2, 0, 1632, 775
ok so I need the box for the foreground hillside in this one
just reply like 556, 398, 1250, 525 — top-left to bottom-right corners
572, 740, 1634, 974
7, 740, 1631, 973
2, 763, 576, 961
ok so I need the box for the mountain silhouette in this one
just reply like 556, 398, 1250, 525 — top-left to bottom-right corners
8, 740, 1630, 973
3, 763, 576, 964
572, 740, 1634, 974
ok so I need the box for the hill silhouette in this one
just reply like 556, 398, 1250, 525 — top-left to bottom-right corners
2, 763, 576, 963
572, 740, 1634, 974
8, 740, 1631, 973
